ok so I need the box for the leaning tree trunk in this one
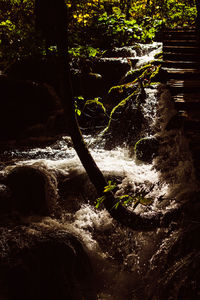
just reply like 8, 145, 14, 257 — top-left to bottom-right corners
57, 39, 178, 231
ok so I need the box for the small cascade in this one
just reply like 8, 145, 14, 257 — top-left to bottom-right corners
0, 43, 199, 299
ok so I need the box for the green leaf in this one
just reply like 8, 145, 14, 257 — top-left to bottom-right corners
103, 180, 117, 193
95, 196, 106, 208
139, 197, 153, 206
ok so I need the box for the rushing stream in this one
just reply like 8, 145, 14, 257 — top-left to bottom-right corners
0, 43, 199, 299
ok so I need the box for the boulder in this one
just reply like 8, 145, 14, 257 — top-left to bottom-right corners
0, 76, 61, 140
135, 137, 159, 162
77, 99, 108, 134
0, 227, 95, 300
92, 57, 131, 90
5, 165, 58, 216
71, 70, 104, 98
102, 46, 138, 58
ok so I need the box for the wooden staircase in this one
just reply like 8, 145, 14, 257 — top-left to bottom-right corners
162, 28, 200, 179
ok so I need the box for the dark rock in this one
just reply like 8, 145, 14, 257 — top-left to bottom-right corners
135, 137, 159, 162
0, 227, 96, 300
92, 57, 131, 90
71, 71, 104, 98
145, 223, 200, 300
165, 114, 185, 131
58, 171, 96, 213
121, 64, 152, 84
77, 99, 108, 133
0, 76, 61, 140
5, 165, 58, 216
150, 65, 168, 83
6, 57, 60, 91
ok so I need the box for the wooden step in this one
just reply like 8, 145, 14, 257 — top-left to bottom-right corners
163, 68, 200, 79
164, 28, 195, 33
163, 45, 199, 54
163, 52, 200, 61
163, 33, 197, 40
178, 110, 200, 129
173, 96, 200, 110
169, 87, 200, 95
168, 80, 200, 95
184, 120, 200, 131
163, 60, 200, 69
174, 111, 200, 131
173, 93, 200, 102
167, 79, 200, 87
163, 40, 198, 46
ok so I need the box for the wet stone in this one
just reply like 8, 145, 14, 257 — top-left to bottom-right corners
5, 165, 58, 216
104, 97, 145, 149
0, 227, 95, 300
135, 137, 159, 162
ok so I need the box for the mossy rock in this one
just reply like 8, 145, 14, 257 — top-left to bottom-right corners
92, 57, 131, 89
150, 65, 168, 83
105, 82, 138, 110
121, 64, 152, 84
104, 91, 145, 149
135, 137, 159, 162
77, 99, 108, 133
71, 71, 104, 98
154, 51, 163, 59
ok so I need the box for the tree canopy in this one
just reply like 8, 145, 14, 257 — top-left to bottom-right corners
0, 0, 197, 70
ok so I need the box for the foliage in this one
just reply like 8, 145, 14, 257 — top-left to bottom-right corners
0, 0, 197, 71
95, 180, 153, 209
93, 12, 142, 47
66, 0, 197, 48
69, 45, 101, 58
0, 0, 44, 70
74, 96, 85, 116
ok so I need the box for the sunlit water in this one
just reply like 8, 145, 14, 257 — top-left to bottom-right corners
0, 43, 199, 299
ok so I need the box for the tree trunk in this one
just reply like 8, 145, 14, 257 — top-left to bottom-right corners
57, 40, 178, 231
35, 0, 178, 231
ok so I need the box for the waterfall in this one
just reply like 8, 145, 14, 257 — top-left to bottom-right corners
0, 43, 199, 300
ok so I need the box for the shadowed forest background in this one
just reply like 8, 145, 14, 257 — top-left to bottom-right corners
0, 1, 200, 300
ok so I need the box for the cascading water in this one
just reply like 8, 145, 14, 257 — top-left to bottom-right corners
0, 43, 199, 300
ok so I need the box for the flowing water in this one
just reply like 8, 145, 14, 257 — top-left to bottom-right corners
0, 44, 199, 299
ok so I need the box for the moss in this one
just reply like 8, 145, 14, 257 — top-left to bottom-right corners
85, 99, 106, 114
106, 81, 138, 109
150, 65, 161, 82
150, 64, 168, 83
154, 52, 163, 59
134, 137, 159, 162
104, 88, 138, 133
77, 97, 108, 133
122, 64, 152, 84
151, 59, 163, 66
108, 81, 137, 95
